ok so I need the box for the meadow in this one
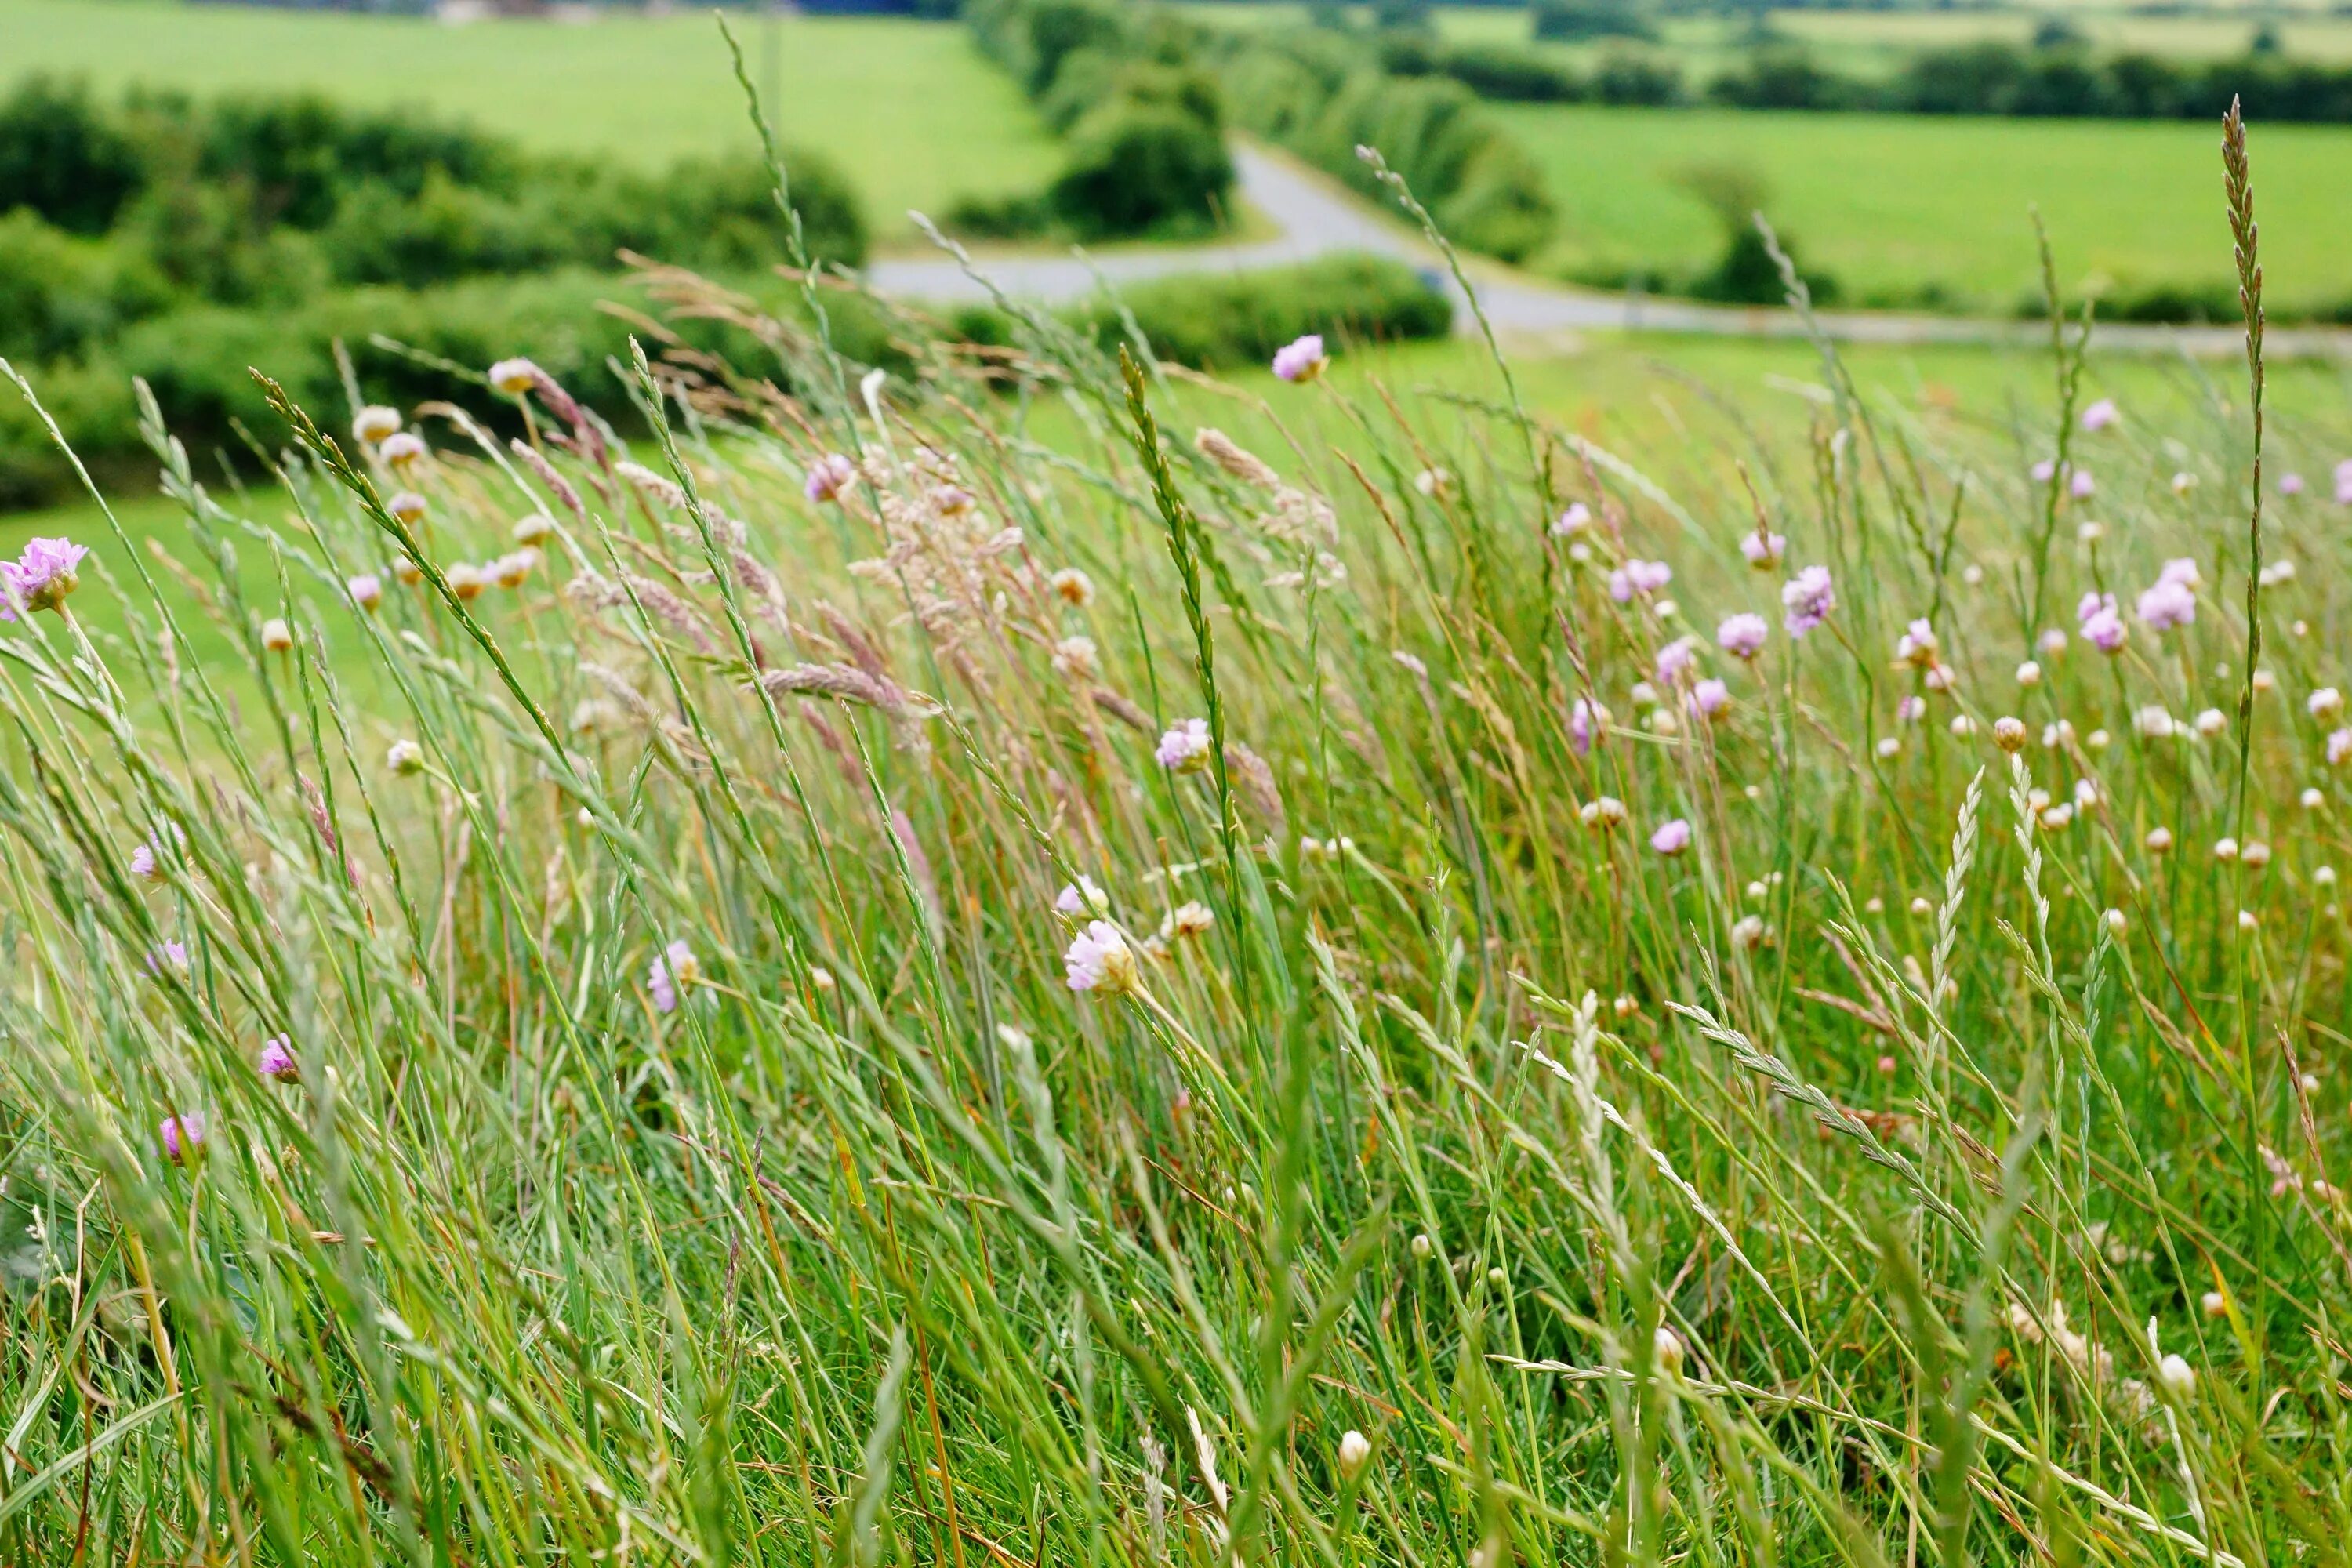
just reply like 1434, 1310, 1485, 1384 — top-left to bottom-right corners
0, 0, 1059, 236
4, 96, 2352, 1557
1500, 101, 2352, 314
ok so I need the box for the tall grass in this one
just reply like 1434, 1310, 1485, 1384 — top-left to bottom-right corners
0, 115, 2347, 1567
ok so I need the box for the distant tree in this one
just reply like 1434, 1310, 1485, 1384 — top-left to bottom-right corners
0, 77, 147, 235
1373, 0, 1434, 34
2251, 21, 2283, 54
2031, 13, 2086, 49
1532, 0, 1657, 43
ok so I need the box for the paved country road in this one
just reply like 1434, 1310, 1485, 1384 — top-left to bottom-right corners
867, 145, 2350, 360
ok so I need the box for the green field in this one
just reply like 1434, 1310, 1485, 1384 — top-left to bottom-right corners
0, 0, 1058, 238
1181, 2, 2352, 82
1500, 102, 2352, 314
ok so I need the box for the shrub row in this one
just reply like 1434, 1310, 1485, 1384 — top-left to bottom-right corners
960, 0, 1235, 241
1213, 26, 1559, 261
1362, 29, 2352, 122
0, 253, 1447, 511
0, 78, 866, 361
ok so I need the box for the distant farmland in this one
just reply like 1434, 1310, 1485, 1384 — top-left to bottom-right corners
0, 0, 1059, 236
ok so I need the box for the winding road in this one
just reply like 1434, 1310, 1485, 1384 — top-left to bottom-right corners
869, 144, 2349, 359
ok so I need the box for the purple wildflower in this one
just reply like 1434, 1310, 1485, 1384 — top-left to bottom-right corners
1271, 334, 1328, 383
1718, 612, 1769, 660
804, 453, 857, 503
2136, 575, 2197, 631
147, 940, 188, 974
1608, 559, 1672, 603
2281, 471, 2307, 496
1739, 530, 1786, 571
1650, 818, 1692, 856
1654, 637, 1695, 685
648, 939, 699, 1014
1549, 503, 1592, 538
2081, 397, 2118, 432
2070, 468, 2096, 499
1156, 718, 1213, 773
1064, 920, 1138, 993
0, 537, 89, 620
2336, 459, 2352, 504
1896, 695, 1926, 723
1781, 566, 1835, 637
1688, 677, 1730, 718
258, 1035, 299, 1083
1568, 696, 1610, 755
160, 1112, 205, 1166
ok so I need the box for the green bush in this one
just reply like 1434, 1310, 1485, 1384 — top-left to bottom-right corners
1530, 0, 1657, 44
967, 0, 1235, 242
1050, 98, 1235, 239
1080, 252, 1451, 367
953, 252, 1450, 370
1305, 72, 1558, 263
0, 77, 147, 234
0, 209, 174, 360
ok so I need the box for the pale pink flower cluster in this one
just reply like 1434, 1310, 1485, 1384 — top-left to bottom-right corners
1717, 612, 1769, 661
1781, 566, 1835, 637
1568, 696, 1610, 755
2077, 590, 2127, 654
648, 939, 699, 1014
804, 452, 858, 503
1609, 560, 1672, 603
2136, 558, 2199, 631
1272, 334, 1328, 383
1156, 718, 1213, 772
1, 537, 88, 619
1064, 920, 1138, 994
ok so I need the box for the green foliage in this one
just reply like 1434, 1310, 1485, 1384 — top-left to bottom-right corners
0, 75, 146, 234
1058, 251, 1451, 365
1305, 69, 1560, 262
1049, 97, 1235, 239
0, 252, 1443, 510
0, 209, 173, 360
965, 0, 1234, 239
1530, 0, 1657, 44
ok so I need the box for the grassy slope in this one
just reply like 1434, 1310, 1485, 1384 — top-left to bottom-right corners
1497, 102, 2352, 313
9, 230, 2352, 1563
0, 0, 1059, 238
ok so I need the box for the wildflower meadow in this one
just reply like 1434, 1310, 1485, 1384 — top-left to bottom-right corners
1, 98, 2349, 1568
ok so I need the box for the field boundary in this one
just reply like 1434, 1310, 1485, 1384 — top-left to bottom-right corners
873, 141, 2352, 359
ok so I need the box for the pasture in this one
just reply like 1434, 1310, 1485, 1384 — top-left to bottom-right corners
1500, 102, 2352, 314
0, 0, 1059, 236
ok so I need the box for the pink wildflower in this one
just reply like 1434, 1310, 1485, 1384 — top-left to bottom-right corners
1781, 566, 1835, 637
258, 1035, 299, 1083
1064, 920, 1138, 993
1650, 818, 1693, 856
1, 537, 88, 619
804, 453, 857, 503
160, 1112, 205, 1166
648, 939, 698, 1014
1568, 696, 1610, 755
1156, 718, 1213, 773
1718, 612, 1768, 660
1271, 334, 1328, 383
1608, 560, 1672, 603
